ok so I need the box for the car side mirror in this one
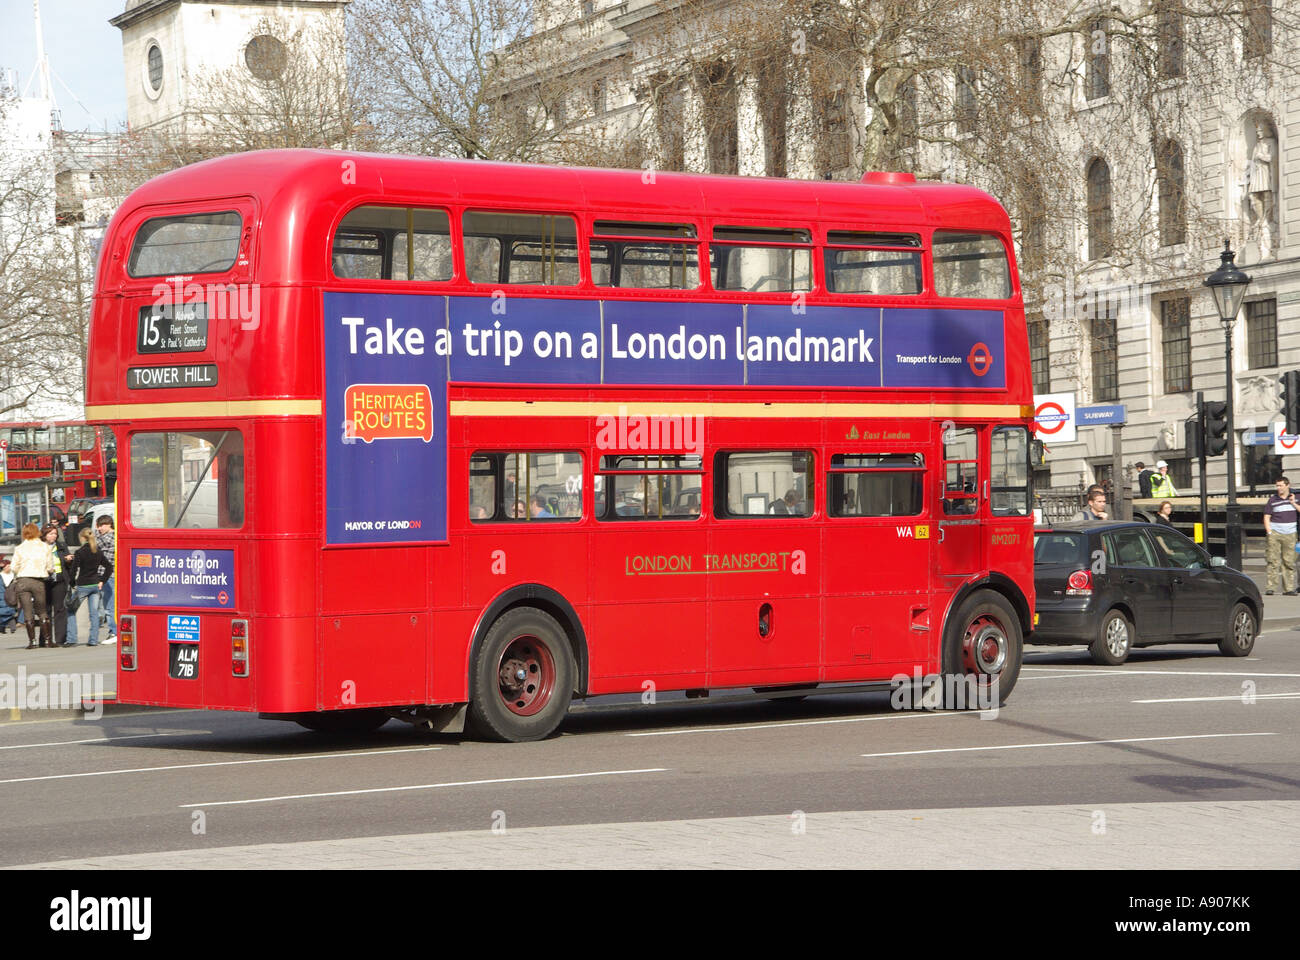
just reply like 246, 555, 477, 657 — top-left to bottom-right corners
1210, 556, 1227, 568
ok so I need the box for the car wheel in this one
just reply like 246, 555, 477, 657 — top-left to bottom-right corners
1218, 602, 1257, 657
1089, 609, 1132, 665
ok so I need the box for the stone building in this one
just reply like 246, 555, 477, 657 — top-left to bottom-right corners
110, 0, 348, 134
509, 1, 1300, 507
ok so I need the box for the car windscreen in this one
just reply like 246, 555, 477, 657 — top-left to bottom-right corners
1034, 532, 1087, 565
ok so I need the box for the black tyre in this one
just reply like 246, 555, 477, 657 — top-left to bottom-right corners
467, 607, 575, 742
1219, 601, 1257, 657
294, 708, 390, 734
1088, 609, 1133, 665
940, 590, 1023, 707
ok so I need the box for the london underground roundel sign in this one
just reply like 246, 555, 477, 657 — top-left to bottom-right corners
1033, 393, 1077, 443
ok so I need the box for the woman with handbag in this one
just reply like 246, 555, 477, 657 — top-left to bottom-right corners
66, 528, 113, 646
40, 523, 72, 647
11, 523, 54, 649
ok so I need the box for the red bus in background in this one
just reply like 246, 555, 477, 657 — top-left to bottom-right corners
0, 421, 114, 511
86, 150, 1035, 741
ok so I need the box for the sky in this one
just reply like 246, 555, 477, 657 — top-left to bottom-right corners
0, 0, 127, 131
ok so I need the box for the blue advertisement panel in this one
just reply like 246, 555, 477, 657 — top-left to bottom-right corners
449, 297, 600, 384
602, 300, 743, 385
131, 548, 235, 609
0, 496, 14, 536
324, 291, 448, 546
746, 304, 882, 386
880, 308, 1006, 389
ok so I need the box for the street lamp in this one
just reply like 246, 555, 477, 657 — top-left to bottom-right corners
1203, 239, 1251, 569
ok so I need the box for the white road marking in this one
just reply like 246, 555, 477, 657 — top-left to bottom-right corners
179, 767, 671, 808
1133, 693, 1300, 704
0, 732, 189, 751
0, 746, 442, 785
1020, 667, 1300, 679
860, 732, 1276, 758
626, 710, 989, 737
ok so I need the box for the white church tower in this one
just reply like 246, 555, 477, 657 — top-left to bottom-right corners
111, 0, 348, 134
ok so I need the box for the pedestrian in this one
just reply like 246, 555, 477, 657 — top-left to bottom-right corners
40, 523, 71, 647
94, 515, 117, 644
66, 528, 113, 647
11, 523, 54, 648
1136, 461, 1155, 499
1073, 485, 1109, 522
1263, 476, 1299, 596
1149, 461, 1178, 498
0, 557, 18, 632
1156, 500, 1176, 527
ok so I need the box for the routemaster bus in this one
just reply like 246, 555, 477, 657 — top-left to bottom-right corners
0, 421, 114, 504
85, 149, 1036, 741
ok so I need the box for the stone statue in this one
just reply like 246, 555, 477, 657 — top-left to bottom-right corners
1246, 120, 1278, 259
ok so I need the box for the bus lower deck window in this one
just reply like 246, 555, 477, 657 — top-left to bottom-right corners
828, 454, 925, 516
129, 431, 244, 529
595, 455, 703, 519
470, 452, 582, 521
716, 451, 812, 518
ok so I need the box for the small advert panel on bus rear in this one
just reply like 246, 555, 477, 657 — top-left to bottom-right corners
131, 548, 235, 609
324, 291, 449, 546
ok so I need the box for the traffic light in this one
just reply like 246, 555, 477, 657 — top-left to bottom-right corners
1281, 370, 1300, 436
1203, 399, 1229, 457
1184, 416, 1202, 459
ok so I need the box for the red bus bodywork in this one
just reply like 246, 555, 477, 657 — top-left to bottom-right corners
86, 150, 1035, 728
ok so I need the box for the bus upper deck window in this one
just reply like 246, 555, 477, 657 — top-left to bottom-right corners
462, 211, 579, 286
332, 206, 452, 281
932, 231, 1011, 299
710, 226, 812, 293
824, 231, 922, 295
590, 221, 700, 290
128, 211, 241, 278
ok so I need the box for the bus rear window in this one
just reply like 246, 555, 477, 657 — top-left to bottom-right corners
932, 231, 1011, 299
128, 211, 242, 278
130, 431, 244, 529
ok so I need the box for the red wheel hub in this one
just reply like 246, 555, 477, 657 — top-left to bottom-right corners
497, 635, 556, 717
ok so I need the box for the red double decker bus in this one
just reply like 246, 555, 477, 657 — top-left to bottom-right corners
86, 150, 1035, 741
0, 420, 114, 506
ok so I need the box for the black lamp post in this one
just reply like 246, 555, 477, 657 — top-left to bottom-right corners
1203, 240, 1251, 569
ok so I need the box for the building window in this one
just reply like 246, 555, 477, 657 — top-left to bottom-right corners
653, 78, 685, 171
756, 57, 788, 178
1091, 299, 1119, 402
1085, 19, 1110, 100
817, 86, 852, 175
1086, 158, 1112, 261
1157, 2, 1184, 78
591, 77, 606, 115
1018, 37, 1043, 113
955, 67, 977, 134
1156, 139, 1186, 246
1160, 297, 1191, 394
146, 42, 163, 92
245, 35, 287, 81
1167, 458, 1191, 493
1244, 0, 1272, 58
1246, 298, 1278, 369
1029, 316, 1050, 393
1244, 444, 1282, 492
697, 62, 738, 175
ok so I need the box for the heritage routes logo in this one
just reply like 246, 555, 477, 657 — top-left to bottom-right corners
343, 383, 434, 443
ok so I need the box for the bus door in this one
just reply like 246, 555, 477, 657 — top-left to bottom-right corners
822, 448, 932, 677
937, 425, 985, 583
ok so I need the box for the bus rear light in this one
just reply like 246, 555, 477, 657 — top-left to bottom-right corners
119, 616, 137, 671
1066, 570, 1093, 595
231, 619, 249, 677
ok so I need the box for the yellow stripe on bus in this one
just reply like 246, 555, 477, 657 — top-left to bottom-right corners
84, 400, 322, 420
85, 399, 1033, 421
449, 400, 1029, 419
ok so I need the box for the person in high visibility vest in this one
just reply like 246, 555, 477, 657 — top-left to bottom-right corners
1149, 460, 1178, 498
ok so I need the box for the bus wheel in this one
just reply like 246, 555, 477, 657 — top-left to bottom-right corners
1219, 602, 1257, 657
943, 591, 1023, 707
294, 708, 390, 734
469, 607, 575, 742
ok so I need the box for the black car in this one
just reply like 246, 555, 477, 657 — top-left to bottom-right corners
1031, 521, 1262, 664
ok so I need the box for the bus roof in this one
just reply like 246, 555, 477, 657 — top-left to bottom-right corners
109, 148, 1012, 246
